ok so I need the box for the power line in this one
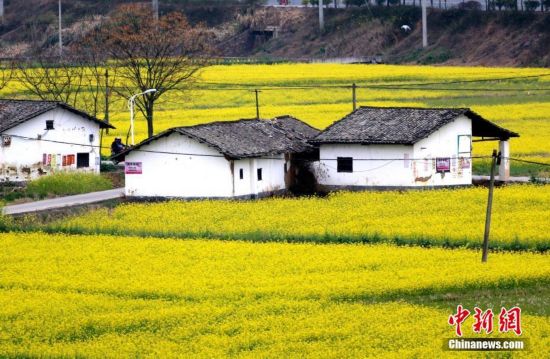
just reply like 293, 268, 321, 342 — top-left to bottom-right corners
506, 157, 550, 167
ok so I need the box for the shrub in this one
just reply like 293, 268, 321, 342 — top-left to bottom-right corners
25, 173, 113, 199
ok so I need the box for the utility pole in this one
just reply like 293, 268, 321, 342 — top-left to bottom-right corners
105, 70, 110, 135
352, 83, 357, 111
152, 0, 159, 21
58, 0, 63, 58
421, 0, 428, 48
0, 0, 4, 25
254, 89, 261, 120
319, 0, 324, 32
482, 150, 500, 263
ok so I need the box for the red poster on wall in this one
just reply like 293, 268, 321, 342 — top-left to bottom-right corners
436, 158, 451, 173
125, 162, 143, 175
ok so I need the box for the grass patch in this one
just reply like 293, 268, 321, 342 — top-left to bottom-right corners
15, 173, 113, 201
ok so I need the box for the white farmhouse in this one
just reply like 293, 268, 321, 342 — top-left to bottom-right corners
116, 116, 319, 199
311, 107, 519, 188
0, 99, 114, 182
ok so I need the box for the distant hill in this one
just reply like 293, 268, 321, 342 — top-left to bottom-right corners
222, 6, 550, 66
0, 1, 549, 66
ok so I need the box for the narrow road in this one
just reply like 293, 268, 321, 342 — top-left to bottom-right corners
2, 188, 125, 216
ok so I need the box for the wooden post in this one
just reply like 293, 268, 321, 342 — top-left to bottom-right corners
319, 0, 324, 32
152, 0, 159, 21
104, 70, 110, 135
482, 150, 498, 263
58, 0, 63, 58
254, 89, 260, 120
421, 0, 428, 48
352, 83, 357, 111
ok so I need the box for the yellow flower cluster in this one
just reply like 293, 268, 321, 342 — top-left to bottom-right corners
1, 232, 549, 357
51, 185, 550, 251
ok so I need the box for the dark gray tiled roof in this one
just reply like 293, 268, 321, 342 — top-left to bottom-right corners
271, 115, 320, 140
117, 117, 319, 160
0, 99, 114, 132
312, 106, 518, 144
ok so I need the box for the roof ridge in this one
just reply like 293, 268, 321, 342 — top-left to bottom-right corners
172, 118, 268, 130
271, 115, 321, 132
359, 105, 471, 111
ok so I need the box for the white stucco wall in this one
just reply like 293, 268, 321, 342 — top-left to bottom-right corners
412, 115, 472, 186
0, 108, 102, 182
124, 133, 288, 198
233, 155, 287, 197
314, 115, 473, 187
314, 144, 415, 187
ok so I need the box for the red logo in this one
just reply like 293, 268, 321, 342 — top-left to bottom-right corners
499, 307, 522, 336
449, 306, 522, 336
448, 305, 470, 337
473, 308, 494, 334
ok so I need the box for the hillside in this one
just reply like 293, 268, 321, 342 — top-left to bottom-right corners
0, 1, 549, 66
223, 7, 550, 66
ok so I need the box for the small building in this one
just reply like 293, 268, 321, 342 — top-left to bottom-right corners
310, 107, 519, 189
115, 116, 319, 199
0, 99, 114, 182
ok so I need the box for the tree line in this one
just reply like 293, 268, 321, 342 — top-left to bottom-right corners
0, 4, 212, 140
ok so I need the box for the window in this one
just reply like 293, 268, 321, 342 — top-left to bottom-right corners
284, 163, 288, 173
45, 120, 54, 130
239, 168, 244, 180
458, 135, 471, 155
337, 157, 353, 173
77, 153, 90, 168
257, 168, 263, 181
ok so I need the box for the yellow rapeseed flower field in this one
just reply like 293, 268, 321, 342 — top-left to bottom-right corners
1, 232, 549, 358
2, 64, 549, 165
44, 184, 550, 251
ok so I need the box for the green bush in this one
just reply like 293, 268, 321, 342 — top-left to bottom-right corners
25, 173, 113, 199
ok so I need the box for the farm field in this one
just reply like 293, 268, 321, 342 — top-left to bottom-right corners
1, 232, 549, 358
36, 184, 550, 252
2, 64, 550, 175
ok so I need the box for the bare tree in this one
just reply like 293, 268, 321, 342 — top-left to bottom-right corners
72, 25, 118, 120
0, 60, 12, 91
16, 53, 115, 120
87, 4, 211, 138
17, 57, 86, 107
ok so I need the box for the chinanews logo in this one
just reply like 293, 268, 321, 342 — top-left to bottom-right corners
444, 305, 527, 351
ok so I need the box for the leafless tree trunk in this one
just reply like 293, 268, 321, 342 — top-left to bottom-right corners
0, 60, 12, 91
